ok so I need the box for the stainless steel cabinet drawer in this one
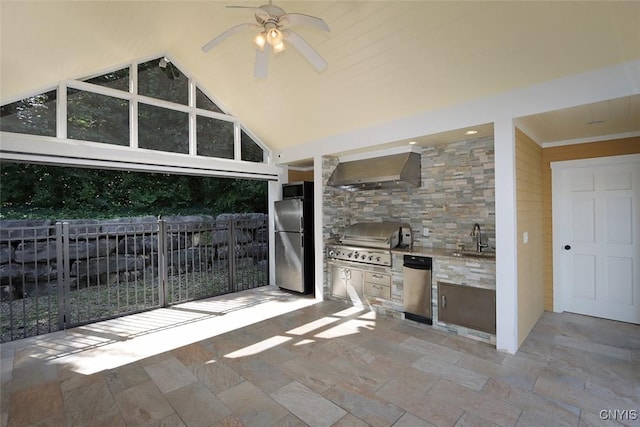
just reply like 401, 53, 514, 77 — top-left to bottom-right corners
364, 281, 391, 299
364, 271, 391, 286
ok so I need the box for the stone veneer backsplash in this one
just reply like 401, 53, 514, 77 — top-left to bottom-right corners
322, 136, 496, 345
322, 136, 495, 250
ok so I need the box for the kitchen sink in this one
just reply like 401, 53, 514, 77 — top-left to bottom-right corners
451, 250, 496, 259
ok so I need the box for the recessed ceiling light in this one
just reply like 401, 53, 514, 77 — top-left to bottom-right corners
465, 130, 479, 135
409, 141, 417, 145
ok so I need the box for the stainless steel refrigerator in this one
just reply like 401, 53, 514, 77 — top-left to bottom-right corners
274, 184, 314, 294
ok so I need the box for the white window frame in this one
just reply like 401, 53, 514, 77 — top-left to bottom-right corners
0, 54, 278, 180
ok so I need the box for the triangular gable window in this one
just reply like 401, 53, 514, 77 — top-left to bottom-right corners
0, 90, 57, 137
0, 56, 267, 163
83, 67, 129, 91
196, 87, 224, 114
241, 130, 264, 163
138, 58, 188, 105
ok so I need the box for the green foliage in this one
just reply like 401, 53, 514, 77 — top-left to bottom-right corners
0, 90, 57, 137
67, 89, 129, 146
0, 162, 267, 219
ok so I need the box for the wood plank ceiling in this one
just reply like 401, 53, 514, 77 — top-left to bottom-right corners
1, 1, 639, 153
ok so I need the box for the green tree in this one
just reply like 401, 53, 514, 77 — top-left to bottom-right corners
0, 162, 267, 219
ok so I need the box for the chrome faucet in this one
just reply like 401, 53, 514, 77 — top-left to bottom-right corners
470, 223, 488, 252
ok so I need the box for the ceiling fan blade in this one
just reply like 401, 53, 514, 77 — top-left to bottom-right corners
255, 43, 270, 79
282, 29, 328, 72
280, 13, 330, 32
225, 5, 270, 21
202, 23, 258, 52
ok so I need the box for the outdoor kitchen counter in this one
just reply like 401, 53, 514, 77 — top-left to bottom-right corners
391, 245, 496, 262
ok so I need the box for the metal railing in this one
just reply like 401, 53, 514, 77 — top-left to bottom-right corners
0, 216, 268, 342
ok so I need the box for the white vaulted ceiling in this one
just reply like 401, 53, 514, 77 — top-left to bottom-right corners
1, 1, 639, 155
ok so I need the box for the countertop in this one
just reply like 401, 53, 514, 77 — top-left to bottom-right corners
391, 245, 496, 261
326, 239, 496, 262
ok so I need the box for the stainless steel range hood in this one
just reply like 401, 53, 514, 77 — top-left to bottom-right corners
327, 152, 421, 191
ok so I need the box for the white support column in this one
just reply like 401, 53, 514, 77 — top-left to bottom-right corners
313, 155, 324, 300
494, 118, 518, 354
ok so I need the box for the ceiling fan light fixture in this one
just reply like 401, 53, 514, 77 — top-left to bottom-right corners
202, 3, 331, 77
266, 27, 283, 46
272, 41, 286, 53
253, 32, 267, 50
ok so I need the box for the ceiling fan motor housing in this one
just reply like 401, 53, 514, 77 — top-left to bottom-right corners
255, 5, 285, 26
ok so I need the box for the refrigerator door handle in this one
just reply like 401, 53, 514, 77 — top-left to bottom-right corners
300, 217, 304, 232
301, 234, 304, 248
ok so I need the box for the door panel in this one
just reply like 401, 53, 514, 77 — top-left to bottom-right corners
572, 198, 595, 242
607, 197, 632, 244
330, 264, 347, 298
606, 172, 632, 190
570, 172, 594, 191
328, 263, 364, 304
553, 155, 640, 324
275, 231, 304, 292
572, 255, 595, 299
438, 282, 496, 334
606, 257, 633, 304
274, 199, 303, 232
346, 268, 364, 304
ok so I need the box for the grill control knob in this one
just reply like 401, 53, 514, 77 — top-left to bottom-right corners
368, 255, 374, 261
361, 254, 367, 260
347, 253, 353, 258
328, 250, 335, 256
376, 257, 381, 262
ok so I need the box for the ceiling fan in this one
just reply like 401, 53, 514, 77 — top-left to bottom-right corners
201, 1, 330, 78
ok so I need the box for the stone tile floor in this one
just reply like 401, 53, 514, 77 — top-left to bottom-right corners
1, 286, 639, 427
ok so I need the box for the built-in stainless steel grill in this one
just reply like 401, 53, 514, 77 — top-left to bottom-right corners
327, 244, 393, 266
327, 222, 411, 267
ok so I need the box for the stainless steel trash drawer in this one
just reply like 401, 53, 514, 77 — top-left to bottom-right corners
438, 282, 496, 334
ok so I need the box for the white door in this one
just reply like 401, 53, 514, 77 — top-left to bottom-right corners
552, 154, 640, 324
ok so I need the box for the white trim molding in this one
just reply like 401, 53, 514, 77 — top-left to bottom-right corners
541, 131, 640, 149
0, 132, 281, 181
